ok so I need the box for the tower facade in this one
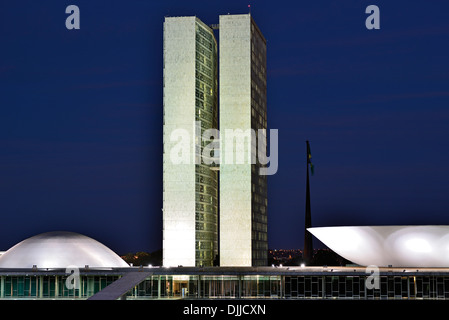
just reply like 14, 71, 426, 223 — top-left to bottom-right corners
219, 14, 268, 266
163, 16, 218, 267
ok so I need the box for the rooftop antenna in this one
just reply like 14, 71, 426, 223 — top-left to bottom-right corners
248, 4, 251, 14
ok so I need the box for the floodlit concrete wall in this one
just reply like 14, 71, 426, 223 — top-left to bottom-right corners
163, 17, 197, 267
219, 14, 253, 266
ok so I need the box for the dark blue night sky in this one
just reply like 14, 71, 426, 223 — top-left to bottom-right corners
1, 0, 448, 255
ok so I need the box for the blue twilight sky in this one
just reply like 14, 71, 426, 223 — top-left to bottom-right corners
0, 0, 448, 254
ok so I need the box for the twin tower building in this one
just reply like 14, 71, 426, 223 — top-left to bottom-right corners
163, 14, 268, 267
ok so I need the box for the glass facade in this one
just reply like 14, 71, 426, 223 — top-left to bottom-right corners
0, 274, 119, 299
194, 21, 218, 267
125, 275, 281, 299
126, 274, 449, 300
250, 18, 268, 267
2, 271, 449, 300
162, 16, 218, 267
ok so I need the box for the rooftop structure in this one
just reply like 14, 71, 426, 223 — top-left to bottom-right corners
0, 231, 129, 269
309, 225, 449, 267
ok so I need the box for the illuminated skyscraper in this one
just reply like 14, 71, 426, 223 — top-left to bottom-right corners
219, 14, 268, 266
163, 14, 267, 267
163, 16, 218, 267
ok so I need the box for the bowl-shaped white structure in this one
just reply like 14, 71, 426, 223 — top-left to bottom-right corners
0, 231, 129, 269
308, 225, 449, 267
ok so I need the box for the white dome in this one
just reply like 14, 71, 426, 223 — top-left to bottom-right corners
309, 225, 449, 267
0, 231, 129, 269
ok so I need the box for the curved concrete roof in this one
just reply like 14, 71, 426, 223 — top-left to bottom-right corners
308, 225, 449, 267
0, 231, 129, 269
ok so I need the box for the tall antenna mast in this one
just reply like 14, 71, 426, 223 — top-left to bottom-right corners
303, 141, 313, 265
